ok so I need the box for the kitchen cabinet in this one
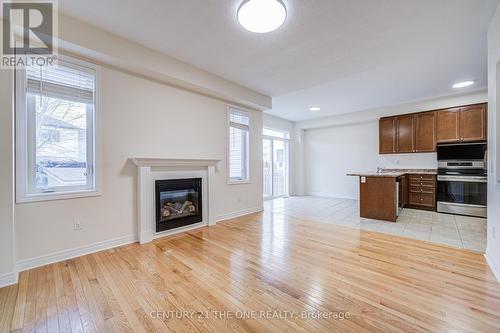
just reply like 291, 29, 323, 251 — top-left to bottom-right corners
436, 104, 487, 143
396, 115, 414, 153
414, 112, 436, 152
379, 103, 487, 154
459, 104, 487, 142
436, 108, 460, 143
406, 174, 436, 210
379, 117, 396, 154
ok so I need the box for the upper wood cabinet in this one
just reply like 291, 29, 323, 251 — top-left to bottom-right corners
436, 107, 460, 143
414, 112, 436, 152
396, 115, 414, 153
379, 117, 396, 154
436, 104, 487, 143
379, 103, 487, 154
459, 104, 487, 142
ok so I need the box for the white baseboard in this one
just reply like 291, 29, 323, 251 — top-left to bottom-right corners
215, 206, 263, 222
485, 251, 500, 283
0, 271, 19, 288
16, 234, 138, 273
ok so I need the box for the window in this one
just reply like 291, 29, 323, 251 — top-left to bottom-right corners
16, 56, 99, 202
228, 108, 250, 183
263, 127, 289, 140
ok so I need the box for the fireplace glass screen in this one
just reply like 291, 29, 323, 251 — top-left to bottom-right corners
155, 178, 202, 232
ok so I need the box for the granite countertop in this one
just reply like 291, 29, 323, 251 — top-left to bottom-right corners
347, 169, 437, 177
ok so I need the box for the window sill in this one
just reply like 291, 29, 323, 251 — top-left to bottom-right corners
227, 180, 251, 185
17, 190, 102, 204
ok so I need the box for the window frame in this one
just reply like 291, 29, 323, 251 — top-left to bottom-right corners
227, 106, 251, 184
15, 54, 102, 203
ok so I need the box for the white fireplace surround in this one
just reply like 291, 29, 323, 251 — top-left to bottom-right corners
130, 158, 221, 244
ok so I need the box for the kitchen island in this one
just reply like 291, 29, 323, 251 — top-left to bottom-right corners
348, 169, 437, 222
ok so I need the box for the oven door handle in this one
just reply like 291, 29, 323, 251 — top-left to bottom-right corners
437, 175, 488, 183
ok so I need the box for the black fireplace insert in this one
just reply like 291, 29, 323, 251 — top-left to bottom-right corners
155, 178, 203, 232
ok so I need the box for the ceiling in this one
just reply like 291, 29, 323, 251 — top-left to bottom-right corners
59, 0, 498, 121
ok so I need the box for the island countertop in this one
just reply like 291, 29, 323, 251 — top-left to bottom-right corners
347, 169, 437, 177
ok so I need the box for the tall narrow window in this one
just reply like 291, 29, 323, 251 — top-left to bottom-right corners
16, 57, 99, 202
228, 108, 250, 183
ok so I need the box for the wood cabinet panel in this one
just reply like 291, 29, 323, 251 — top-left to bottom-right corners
406, 174, 436, 210
436, 108, 460, 143
408, 193, 435, 208
360, 177, 397, 222
460, 104, 487, 142
400, 175, 408, 207
379, 118, 396, 154
414, 112, 436, 152
396, 115, 414, 153
408, 174, 435, 182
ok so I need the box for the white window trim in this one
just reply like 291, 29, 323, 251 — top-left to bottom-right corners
15, 54, 102, 203
227, 106, 251, 185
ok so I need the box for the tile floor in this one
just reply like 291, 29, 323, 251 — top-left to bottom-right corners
264, 196, 487, 252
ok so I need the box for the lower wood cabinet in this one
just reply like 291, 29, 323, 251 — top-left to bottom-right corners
408, 193, 435, 208
405, 174, 436, 210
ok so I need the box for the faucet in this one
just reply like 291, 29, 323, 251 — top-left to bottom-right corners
377, 167, 384, 173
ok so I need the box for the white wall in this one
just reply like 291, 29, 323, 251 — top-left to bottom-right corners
295, 92, 488, 199
263, 114, 294, 135
13, 66, 263, 262
0, 69, 15, 286
486, 2, 500, 282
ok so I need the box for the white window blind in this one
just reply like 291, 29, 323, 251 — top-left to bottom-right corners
27, 62, 95, 104
229, 108, 250, 182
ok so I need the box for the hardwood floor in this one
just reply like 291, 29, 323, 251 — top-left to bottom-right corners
1, 211, 499, 332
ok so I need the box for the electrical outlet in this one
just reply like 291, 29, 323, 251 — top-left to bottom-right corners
493, 226, 497, 240
74, 219, 82, 231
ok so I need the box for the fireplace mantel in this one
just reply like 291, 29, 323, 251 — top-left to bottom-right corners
130, 157, 221, 244
131, 158, 221, 168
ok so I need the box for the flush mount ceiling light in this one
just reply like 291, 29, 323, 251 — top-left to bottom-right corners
309, 106, 321, 112
452, 81, 475, 89
237, 0, 287, 33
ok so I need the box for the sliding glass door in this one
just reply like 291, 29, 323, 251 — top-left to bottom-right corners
263, 128, 289, 199
263, 139, 273, 198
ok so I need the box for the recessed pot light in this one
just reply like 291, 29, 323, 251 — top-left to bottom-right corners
309, 107, 321, 112
452, 81, 474, 89
237, 0, 287, 33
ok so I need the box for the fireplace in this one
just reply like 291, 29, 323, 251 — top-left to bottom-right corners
155, 178, 203, 232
